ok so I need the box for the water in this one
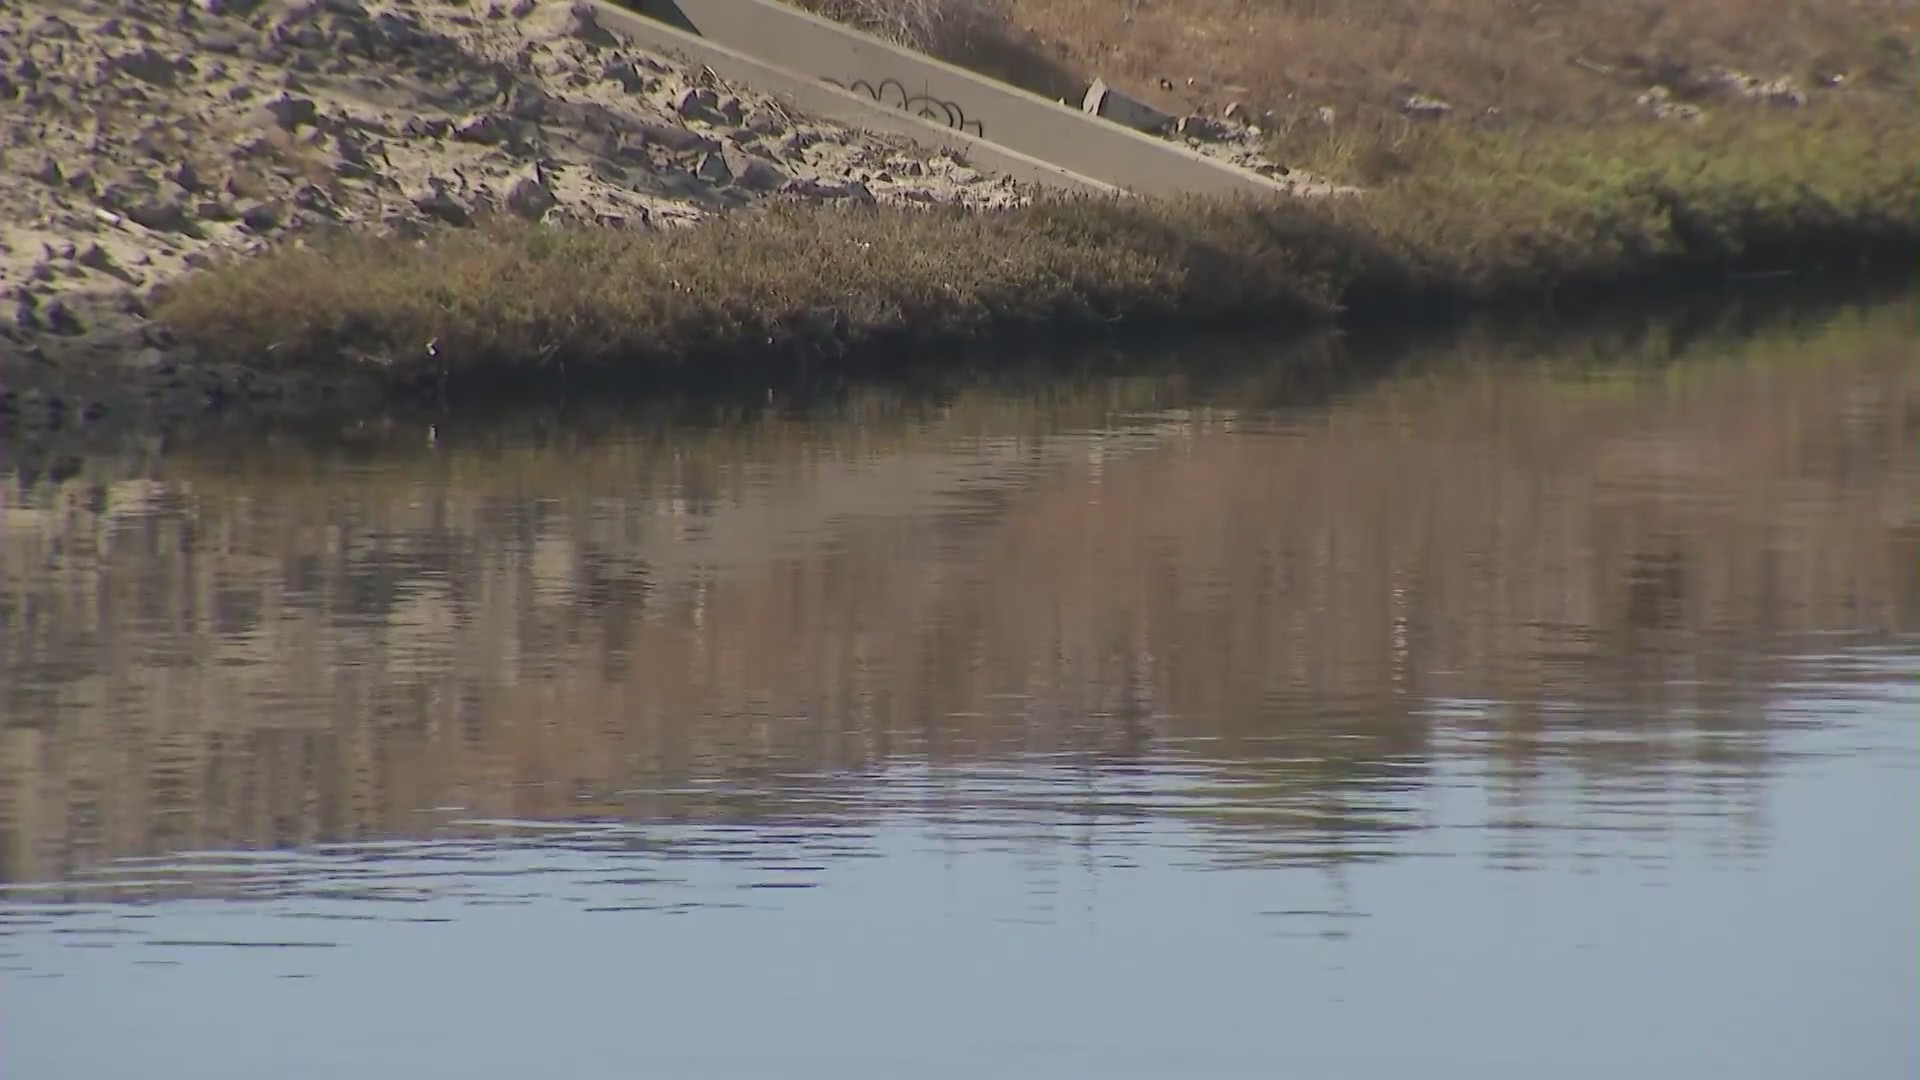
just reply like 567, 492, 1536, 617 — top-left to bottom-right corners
2, 294, 1916, 1079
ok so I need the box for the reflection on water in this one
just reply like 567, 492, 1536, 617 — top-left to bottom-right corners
1, 294, 1916, 1079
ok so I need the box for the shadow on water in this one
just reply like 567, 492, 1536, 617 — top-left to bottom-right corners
0, 282, 1911, 894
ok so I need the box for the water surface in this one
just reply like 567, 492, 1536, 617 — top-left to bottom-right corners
3, 295, 1916, 1078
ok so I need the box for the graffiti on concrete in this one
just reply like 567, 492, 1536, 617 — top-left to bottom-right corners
823, 77, 984, 137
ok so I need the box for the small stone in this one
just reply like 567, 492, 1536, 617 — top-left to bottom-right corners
30, 157, 62, 185
1400, 93, 1453, 119
509, 0, 534, 16
716, 96, 745, 126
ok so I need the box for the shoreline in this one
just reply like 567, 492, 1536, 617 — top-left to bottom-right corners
4, 0, 1916, 470
4, 256, 1913, 482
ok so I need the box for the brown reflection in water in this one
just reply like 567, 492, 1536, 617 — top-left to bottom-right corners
0, 299, 1914, 889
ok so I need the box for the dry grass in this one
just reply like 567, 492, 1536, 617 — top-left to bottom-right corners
991, 0, 1919, 180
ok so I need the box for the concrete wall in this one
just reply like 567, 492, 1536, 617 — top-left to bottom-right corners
613, 0, 1295, 200
583, 1, 1119, 196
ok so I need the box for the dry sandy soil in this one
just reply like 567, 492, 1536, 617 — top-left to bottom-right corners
0, 0, 1070, 469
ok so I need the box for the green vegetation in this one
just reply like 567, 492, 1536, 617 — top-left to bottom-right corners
154, 100, 1916, 398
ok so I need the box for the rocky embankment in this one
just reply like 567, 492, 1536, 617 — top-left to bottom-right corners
0, 0, 1041, 469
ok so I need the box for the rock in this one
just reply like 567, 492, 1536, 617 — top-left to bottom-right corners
548, 98, 627, 136
30, 157, 62, 186
742, 108, 786, 138
199, 0, 266, 15
124, 190, 192, 232
778, 129, 823, 158
505, 81, 550, 121
1223, 101, 1248, 122
291, 183, 337, 218
410, 179, 471, 226
402, 115, 453, 139
1636, 86, 1703, 122
368, 11, 432, 52
196, 198, 234, 221
114, 47, 183, 87
567, 2, 619, 46
786, 178, 875, 203
509, 0, 535, 16
264, 94, 319, 131
167, 159, 204, 192
602, 60, 650, 94
716, 96, 745, 126
503, 163, 557, 220
454, 112, 512, 144
692, 152, 731, 184
673, 86, 720, 120
1082, 77, 1173, 134
1400, 94, 1453, 119
733, 155, 789, 191
1175, 114, 1233, 141
612, 136, 653, 164
640, 122, 719, 154
42, 299, 83, 336
238, 200, 283, 231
